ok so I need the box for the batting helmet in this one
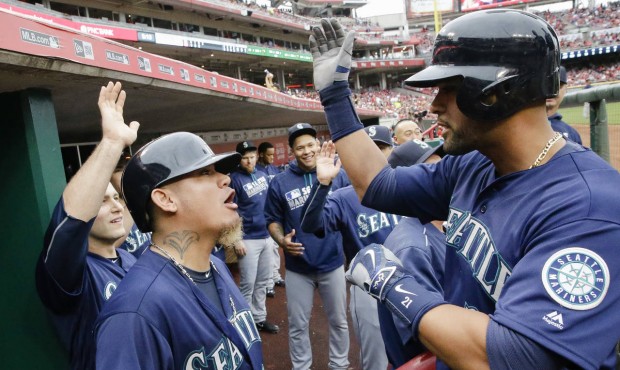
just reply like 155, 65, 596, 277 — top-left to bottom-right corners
405, 9, 560, 122
121, 132, 241, 232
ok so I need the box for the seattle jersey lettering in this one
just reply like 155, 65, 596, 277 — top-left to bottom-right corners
184, 340, 243, 370
124, 227, 150, 252
242, 177, 269, 198
285, 186, 311, 210
356, 212, 400, 238
183, 309, 259, 370
445, 208, 512, 302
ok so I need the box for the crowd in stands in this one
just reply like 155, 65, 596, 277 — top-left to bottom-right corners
284, 88, 435, 120
533, 2, 620, 50
566, 61, 620, 86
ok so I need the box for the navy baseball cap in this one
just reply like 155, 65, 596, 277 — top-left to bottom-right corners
364, 125, 392, 147
236, 140, 257, 155
559, 66, 567, 84
388, 140, 443, 168
288, 123, 316, 147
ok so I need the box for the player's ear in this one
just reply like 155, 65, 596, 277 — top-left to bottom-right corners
151, 188, 178, 213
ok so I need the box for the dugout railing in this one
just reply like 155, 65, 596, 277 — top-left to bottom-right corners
562, 84, 620, 169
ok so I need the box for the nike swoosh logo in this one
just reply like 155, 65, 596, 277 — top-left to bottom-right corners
394, 284, 416, 295
363, 249, 376, 268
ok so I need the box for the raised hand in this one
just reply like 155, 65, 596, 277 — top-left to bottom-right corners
316, 140, 341, 185
309, 18, 355, 92
97, 81, 140, 148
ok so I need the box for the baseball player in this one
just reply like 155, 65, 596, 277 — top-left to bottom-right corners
256, 141, 286, 294
547, 66, 583, 144
95, 131, 263, 369
391, 119, 423, 146
264, 123, 350, 370
230, 140, 279, 333
299, 124, 399, 370
311, 13, 620, 369
378, 140, 446, 368
256, 141, 282, 180
111, 156, 151, 257
35, 81, 138, 370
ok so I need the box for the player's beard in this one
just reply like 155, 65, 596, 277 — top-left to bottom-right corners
217, 218, 243, 248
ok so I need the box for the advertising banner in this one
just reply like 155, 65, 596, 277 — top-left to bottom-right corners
407, 0, 454, 16
246, 45, 312, 62
0, 2, 137, 41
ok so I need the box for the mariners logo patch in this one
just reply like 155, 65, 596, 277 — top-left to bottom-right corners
542, 247, 609, 310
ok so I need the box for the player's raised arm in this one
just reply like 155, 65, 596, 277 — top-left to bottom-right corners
310, 19, 387, 200
63, 81, 139, 221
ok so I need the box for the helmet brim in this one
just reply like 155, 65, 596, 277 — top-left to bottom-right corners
405, 65, 506, 88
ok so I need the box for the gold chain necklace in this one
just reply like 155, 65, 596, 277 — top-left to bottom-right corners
151, 242, 211, 284
530, 132, 563, 169
151, 243, 238, 316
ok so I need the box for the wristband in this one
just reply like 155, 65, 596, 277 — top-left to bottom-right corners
383, 275, 446, 338
319, 81, 364, 141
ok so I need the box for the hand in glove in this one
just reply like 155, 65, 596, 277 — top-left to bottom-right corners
346, 243, 446, 332
309, 18, 355, 92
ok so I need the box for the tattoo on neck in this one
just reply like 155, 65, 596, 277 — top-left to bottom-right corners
164, 231, 200, 259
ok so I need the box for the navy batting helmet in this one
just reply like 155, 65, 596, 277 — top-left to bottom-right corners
121, 132, 241, 232
405, 9, 560, 122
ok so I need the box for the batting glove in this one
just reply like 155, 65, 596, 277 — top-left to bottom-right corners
309, 18, 355, 92
347, 243, 446, 334
346, 243, 406, 301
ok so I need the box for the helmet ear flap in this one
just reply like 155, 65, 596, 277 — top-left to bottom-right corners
457, 75, 527, 122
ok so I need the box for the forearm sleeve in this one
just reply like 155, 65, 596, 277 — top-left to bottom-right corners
319, 81, 364, 141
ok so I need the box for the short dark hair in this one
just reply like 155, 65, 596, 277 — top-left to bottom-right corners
258, 142, 274, 154
392, 119, 416, 134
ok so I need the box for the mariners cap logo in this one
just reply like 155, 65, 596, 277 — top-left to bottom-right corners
541, 247, 609, 310
369, 127, 377, 137
297, 123, 304, 129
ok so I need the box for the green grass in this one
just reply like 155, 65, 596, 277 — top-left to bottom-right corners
561, 101, 620, 125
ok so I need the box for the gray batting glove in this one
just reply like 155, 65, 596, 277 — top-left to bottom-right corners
346, 243, 406, 301
309, 18, 355, 92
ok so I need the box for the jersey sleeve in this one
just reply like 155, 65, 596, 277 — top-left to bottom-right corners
491, 219, 620, 368
486, 319, 565, 369
96, 312, 173, 370
300, 181, 330, 237
361, 161, 455, 223
35, 197, 94, 312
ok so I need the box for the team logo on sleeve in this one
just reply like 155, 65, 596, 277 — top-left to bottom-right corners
542, 247, 609, 310
104, 282, 117, 300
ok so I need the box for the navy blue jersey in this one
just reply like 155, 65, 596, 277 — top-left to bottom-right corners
118, 223, 151, 258
549, 114, 582, 145
35, 198, 136, 370
362, 142, 620, 368
264, 160, 349, 274
301, 182, 401, 262
378, 217, 446, 368
230, 168, 270, 239
95, 250, 263, 370
255, 163, 280, 181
